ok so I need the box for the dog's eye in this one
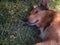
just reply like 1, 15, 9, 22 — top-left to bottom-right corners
35, 11, 38, 13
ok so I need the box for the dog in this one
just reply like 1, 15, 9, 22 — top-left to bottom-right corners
25, 0, 60, 45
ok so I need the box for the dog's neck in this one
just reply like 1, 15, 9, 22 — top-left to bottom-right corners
37, 10, 55, 31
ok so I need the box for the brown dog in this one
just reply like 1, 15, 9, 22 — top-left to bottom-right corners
26, 0, 60, 45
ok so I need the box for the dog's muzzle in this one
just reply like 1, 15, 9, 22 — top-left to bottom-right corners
27, 20, 39, 25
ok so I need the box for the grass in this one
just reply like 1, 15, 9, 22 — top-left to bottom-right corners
48, 0, 60, 12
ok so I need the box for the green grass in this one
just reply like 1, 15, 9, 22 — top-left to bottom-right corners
48, 0, 60, 12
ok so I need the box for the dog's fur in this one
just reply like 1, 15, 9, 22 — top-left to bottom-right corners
35, 12, 60, 45
27, 0, 60, 45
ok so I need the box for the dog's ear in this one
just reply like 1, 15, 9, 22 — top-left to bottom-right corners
42, 0, 48, 7
37, 0, 49, 10
32, 5, 37, 9
30, 3, 38, 10
37, 0, 48, 7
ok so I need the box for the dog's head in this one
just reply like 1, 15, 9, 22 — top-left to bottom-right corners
27, 5, 53, 27
27, 6, 47, 25
25, 0, 54, 28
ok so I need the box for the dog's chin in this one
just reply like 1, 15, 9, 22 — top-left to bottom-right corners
27, 20, 39, 26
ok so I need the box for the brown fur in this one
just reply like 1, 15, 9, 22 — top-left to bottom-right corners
35, 12, 60, 45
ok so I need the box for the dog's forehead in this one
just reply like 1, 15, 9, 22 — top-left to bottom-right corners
31, 7, 40, 12
29, 6, 49, 17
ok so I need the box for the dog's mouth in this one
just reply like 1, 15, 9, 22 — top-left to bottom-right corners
27, 20, 39, 25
